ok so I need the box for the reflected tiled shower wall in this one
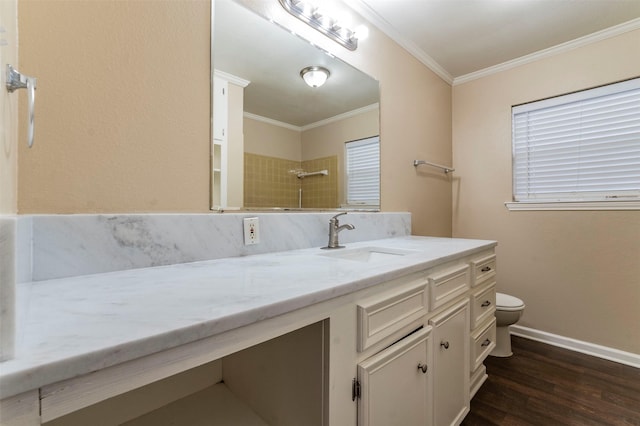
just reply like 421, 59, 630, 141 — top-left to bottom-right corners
301, 156, 338, 209
244, 153, 300, 208
244, 153, 338, 208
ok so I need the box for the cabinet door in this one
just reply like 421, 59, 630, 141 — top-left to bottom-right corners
358, 327, 433, 426
212, 76, 228, 141
429, 300, 470, 426
212, 76, 228, 208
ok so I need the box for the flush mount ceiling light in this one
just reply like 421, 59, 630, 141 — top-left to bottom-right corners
278, 0, 367, 51
300, 66, 330, 88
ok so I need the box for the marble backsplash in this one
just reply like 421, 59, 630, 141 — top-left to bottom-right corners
17, 212, 411, 282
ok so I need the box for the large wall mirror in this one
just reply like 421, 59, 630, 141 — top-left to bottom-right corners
212, 0, 380, 211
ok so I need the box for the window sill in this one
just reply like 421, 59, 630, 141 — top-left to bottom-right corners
340, 204, 380, 211
505, 200, 640, 211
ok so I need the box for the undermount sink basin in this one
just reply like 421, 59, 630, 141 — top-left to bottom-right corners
319, 246, 419, 263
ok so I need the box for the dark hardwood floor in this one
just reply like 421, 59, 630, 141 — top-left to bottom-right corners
462, 336, 640, 426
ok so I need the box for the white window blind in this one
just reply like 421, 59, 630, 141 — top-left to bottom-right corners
512, 78, 640, 203
345, 136, 380, 206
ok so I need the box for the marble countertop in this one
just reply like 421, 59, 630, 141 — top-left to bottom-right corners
0, 236, 495, 399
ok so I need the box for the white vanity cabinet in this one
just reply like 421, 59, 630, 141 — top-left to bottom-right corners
355, 273, 432, 426
357, 327, 433, 426
429, 300, 470, 426
354, 249, 496, 426
0, 241, 497, 426
469, 253, 498, 398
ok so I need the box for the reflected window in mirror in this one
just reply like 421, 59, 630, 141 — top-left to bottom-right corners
345, 136, 380, 209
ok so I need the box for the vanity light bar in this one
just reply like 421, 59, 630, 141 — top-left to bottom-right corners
278, 0, 359, 51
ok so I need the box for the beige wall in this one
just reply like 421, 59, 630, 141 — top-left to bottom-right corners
302, 107, 379, 159
244, 117, 301, 161
332, 18, 452, 236
17, 0, 453, 236
302, 107, 379, 205
452, 30, 640, 354
18, 0, 211, 213
227, 83, 244, 208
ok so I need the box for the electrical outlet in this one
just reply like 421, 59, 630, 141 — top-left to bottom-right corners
243, 217, 260, 245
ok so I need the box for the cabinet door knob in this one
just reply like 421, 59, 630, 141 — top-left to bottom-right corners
417, 363, 428, 374
440, 341, 450, 349
481, 339, 492, 347
481, 266, 492, 272
481, 300, 492, 307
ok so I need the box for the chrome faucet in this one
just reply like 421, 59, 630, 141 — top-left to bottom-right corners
323, 212, 355, 249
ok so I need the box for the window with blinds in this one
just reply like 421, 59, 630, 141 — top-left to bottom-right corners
345, 136, 380, 207
512, 77, 640, 204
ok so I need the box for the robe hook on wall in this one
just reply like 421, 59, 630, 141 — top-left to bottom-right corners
6, 64, 37, 148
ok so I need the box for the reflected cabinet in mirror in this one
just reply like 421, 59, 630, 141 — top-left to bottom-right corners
212, 0, 380, 211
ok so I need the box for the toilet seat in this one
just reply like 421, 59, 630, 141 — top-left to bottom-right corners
496, 292, 525, 312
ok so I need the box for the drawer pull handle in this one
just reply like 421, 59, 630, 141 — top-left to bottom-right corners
481, 339, 492, 347
417, 363, 428, 374
481, 266, 492, 272
481, 300, 492, 307
440, 341, 450, 349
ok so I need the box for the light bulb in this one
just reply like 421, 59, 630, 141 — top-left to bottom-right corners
354, 24, 369, 41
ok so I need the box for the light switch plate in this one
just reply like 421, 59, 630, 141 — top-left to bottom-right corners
243, 217, 260, 245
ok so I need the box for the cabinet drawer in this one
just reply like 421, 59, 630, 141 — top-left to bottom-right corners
472, 254, 496, 287
470, 283, 496, 330
357, 280, 428, 352
470, 318, 496, 371
427, 265, 470, 310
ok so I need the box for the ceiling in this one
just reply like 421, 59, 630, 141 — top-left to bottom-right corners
214, 0, 640, 126
347, 0, 640, 83
214, 0, 379, 127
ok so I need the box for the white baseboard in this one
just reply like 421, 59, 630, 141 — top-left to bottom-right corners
510, 325, 640, 369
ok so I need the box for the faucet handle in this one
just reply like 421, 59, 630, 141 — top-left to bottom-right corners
330, 212, 347, 222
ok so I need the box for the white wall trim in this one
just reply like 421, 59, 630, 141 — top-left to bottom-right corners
453, 18, 640, 86
344, 0, 453, 85
510, 325, 640, 369
243, 112, 301, 132
301, 103, 379, 131
346, 3, 640, 87
505, 200, 640, 211
213, 69, 250, 88
244, 103, 380, 133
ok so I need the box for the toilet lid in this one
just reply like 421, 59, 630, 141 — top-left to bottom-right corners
496, 292, 525, 309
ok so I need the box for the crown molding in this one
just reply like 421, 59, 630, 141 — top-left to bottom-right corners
243, 112, 301, 132
244, 103, 380, 132
453, 17, 640, 86
344, 2, 640, 87
301, 103, 379, 131
213, 69, 250, 88
344, 0, 453, 84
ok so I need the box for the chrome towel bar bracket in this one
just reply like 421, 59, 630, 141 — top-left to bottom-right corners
413, 160, 455, 174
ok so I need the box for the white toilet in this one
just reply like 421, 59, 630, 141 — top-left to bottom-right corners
490, 292, 525, 357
